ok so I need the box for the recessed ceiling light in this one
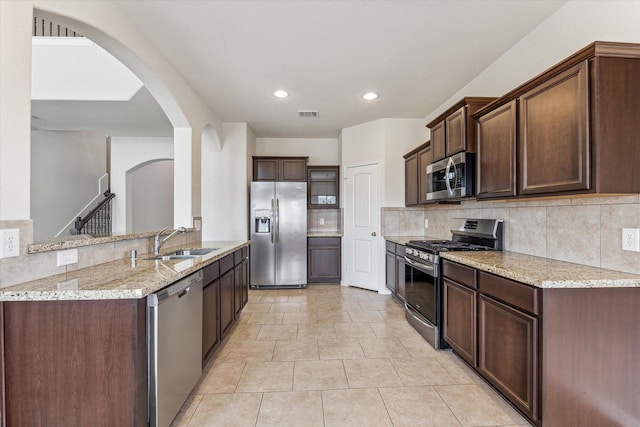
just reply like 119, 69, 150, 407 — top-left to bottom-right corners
273, 90, 289, 98
362, 92, 378, 101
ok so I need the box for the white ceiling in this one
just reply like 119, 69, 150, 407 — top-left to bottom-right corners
39, 1, 568, 139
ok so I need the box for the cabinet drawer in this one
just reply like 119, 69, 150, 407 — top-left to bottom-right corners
442, 260, 476, 289
220, 253, 234, 274
242, 246, 249, 259
234, 249, 243, 265
385, 241, 396, 252
478, 271, 539, 315
395, 244, 405, 255
309, 237, 341, 247
203, 260, 220, 284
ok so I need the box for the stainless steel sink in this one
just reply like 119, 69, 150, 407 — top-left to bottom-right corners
169, 248, 218, 256
146, 254, 199, 261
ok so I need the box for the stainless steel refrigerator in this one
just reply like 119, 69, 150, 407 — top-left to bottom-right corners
250, 181, 307, 288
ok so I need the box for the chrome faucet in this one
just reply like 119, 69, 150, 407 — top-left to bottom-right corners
154, 227, 187, 255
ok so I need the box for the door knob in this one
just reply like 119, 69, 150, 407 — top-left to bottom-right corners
371, 232, 377, 236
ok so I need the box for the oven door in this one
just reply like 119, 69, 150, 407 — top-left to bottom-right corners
404, 256, 442, 349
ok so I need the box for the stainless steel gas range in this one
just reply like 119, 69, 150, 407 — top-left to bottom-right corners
403, 218, 503, 349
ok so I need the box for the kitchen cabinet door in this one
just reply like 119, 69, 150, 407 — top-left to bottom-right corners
431, 120, 446, 162
220, 270, 235, 338
476, 100, 517, 199
385, 250, 396, 293
404, 152, 418, 206
417, 144, 432, 204
445, 106, 466, 155
202, 279, 220, 363
443, 278, 476, 366
253, 157, 308, 181
478, 294, 538, 422
519, 61, 590, 195
308, 166, 339, 208
395, 252, 406, 301
234, 264, 243, 316
308, 237, 341, 283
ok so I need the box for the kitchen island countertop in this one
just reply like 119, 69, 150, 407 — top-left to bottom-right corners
0, 241, 249, 301
440, 250, 640, 289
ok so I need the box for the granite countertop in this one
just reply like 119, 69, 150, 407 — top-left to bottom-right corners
308, 232, 343, 237
0, 241, 249, 301
440, 251, 640, 289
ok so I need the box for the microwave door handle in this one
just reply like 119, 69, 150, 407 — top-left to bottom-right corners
445, 157, 454, 195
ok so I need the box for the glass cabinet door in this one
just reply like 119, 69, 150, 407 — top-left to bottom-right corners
308, 167, 339, 208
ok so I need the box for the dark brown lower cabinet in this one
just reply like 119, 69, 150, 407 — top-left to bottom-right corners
2, 299, 148, 427
478, 294, 537, 421
220, 269, 235, 338
443, 278, 477, 366
308, 237, 341, 283
443, 259, 640, 426
202, 279, 221, 362
385, 249, 396, 293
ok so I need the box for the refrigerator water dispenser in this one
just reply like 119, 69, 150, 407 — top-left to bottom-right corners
254, 209, 271, 233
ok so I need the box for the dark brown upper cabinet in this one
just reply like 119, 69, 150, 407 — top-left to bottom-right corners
427, 97, 496, 162
473, 41, 640, 199
403, 141, 431, 206
475, 100, 518, 199
307, 165, 339, 208
519, 61, 589, 195
253, 156, 308, 181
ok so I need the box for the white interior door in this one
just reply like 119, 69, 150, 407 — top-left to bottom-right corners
344, 163, 379, 291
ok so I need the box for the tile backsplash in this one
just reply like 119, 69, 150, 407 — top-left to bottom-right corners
308, 208, 343, 234
382, 194, 640, 275
0, 220, 202, 288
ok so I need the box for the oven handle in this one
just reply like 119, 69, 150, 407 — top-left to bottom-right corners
404, 256, 436, 276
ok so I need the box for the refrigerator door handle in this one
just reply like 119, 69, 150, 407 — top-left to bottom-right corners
270, 198, 275, 244
275, 198, 280, 244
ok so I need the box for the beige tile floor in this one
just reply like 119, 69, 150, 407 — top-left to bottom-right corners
172, 284, 532, 427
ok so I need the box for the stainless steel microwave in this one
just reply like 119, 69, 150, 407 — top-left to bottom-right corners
426, 152, 475, 201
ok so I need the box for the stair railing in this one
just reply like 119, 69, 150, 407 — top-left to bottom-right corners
74, 192, 116, 237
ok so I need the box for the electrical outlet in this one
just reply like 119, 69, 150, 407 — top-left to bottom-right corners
622, 228, 640, 252
424, 219, 429, 229
0, 229, 20, 258
56, 248, 79, 266
319, 218, 325, 225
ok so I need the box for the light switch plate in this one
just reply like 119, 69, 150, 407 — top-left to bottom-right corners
0, 229, 20, 258
424, 219, 429, 229
56, 248, 79, 266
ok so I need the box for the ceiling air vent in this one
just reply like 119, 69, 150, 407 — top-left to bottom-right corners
297, 110, 319, 118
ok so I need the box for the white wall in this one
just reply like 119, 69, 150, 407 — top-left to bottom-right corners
110, 137, 173, 234
31, 130, 106, 241
202, 123, 254, 241
0, 1, 223, 238
384, 119, 428, 207
256, 138, 340, 165
129, 159, 173, 233
425, 0, 640, 124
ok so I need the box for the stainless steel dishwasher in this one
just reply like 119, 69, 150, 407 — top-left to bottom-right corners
147, 270, 203, 427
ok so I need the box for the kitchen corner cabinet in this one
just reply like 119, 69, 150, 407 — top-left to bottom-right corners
253, 156, 308, 181
474, 41, 640, 199
403, 141, 431, 206
307, 166, 339, 208
427, 97, 496, 162
384, 241, 406, 301
308, 237, 341, 283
